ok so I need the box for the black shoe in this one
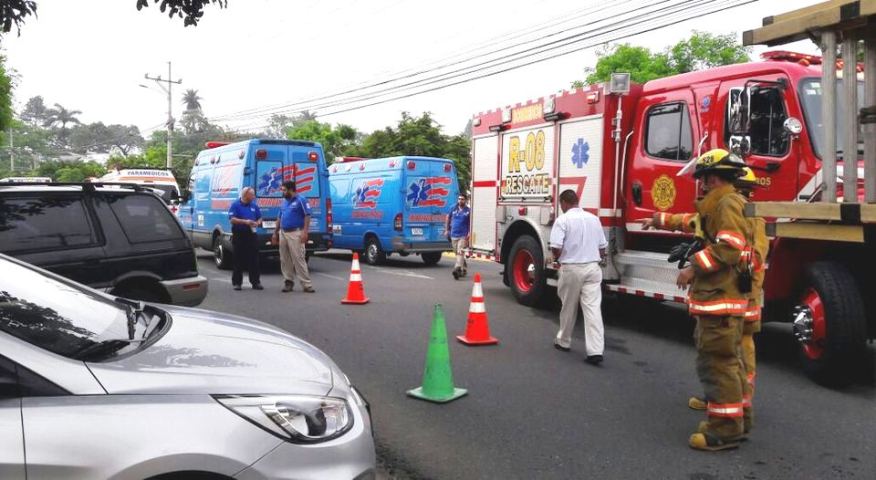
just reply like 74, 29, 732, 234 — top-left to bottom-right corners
282, 282, 294, 293
585, 355, 604, 366
233, 285, 242, 291
452, 269, 460, 280
553, 343, 570, 352
252, 284, 264, 290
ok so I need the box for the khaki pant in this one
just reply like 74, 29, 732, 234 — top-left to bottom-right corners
451, 237, 468, 270
556, 263, 604, 355
279, 230, 312, 289
694, 315, 747, 440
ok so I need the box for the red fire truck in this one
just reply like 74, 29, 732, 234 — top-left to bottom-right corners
467, 51, 871, 384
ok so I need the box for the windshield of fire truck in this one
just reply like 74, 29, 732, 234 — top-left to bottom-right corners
799, 78, 865, 159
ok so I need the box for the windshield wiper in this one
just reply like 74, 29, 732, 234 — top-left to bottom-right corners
73, 338, 145, 361
114, 297, 147, 340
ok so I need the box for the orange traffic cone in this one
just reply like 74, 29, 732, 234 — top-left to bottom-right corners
456, 273, 498, 345
341, 253, 370, 304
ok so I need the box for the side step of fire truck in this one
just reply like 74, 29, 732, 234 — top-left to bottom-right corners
606, 250, 689, 304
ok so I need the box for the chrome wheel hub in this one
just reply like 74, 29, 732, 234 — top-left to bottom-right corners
792, 305, 814, 344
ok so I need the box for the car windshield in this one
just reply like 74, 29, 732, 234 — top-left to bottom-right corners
0, 256, 154, 360
798, 77, 865, 159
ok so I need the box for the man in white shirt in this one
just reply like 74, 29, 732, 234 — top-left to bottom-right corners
549, 189, 608, 365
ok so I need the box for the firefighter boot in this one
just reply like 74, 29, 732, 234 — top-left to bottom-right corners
694, 315, 746, 443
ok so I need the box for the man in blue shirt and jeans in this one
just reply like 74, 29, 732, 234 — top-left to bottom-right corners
446, 194, 471, 280
271, 181, 315, 293
228, 187, 263, 291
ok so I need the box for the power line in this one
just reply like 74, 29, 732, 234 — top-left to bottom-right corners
225, 0, 691, 126
233, 0, 752, 131
209, 0, 640, 122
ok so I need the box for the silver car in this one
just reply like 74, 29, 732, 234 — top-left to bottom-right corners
0, 254, 375, 480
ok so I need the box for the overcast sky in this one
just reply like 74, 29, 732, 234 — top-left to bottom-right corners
3, 0, 822, 138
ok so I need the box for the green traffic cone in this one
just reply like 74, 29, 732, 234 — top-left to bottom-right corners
407, 304, 468, 403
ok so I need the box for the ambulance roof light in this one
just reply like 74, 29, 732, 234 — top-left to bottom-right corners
761, 50, 865, 72
336, 156, 368, 163
205, 141, 230, 149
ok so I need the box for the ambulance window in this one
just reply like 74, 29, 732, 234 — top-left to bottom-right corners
645, 103, 693, 161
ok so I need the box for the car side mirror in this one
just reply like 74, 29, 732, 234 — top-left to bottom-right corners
783, 117, 803, 137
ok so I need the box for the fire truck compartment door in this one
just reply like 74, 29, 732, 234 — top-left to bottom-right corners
472, 135, 499, 252
557, 115, 604, 210
499, 125, 555, 202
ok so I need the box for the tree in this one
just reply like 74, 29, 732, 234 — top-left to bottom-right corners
572, 31, 750, 88
20, 96, 48, 126
0, 1, 226, 35
181, 89, 202, 111
43, 103, 82, 145
37, 159, 106, 182
0, 55, 12, 133
285, 120, 359, 164
69, 122, 143, 155
352, 112, 472, 188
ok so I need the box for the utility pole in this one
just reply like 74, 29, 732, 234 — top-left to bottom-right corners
145, 61, 182, 169
8, 126, 13, 172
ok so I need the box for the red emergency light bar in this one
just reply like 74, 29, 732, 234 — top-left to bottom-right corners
335, 156, 368, 163
205, 141, 230, 149
762, 50, 864, 73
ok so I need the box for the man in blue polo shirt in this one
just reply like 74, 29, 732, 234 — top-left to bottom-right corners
271, 181, 314, 293
228, 187, 263, 291
446, 193, 471, 280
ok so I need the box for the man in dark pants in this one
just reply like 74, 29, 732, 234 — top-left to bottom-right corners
228, 187, 263, 291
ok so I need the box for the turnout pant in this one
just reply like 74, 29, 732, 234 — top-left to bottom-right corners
741, 317, 760, 429
556, 262, 604, 355
695, 315, 747, 439
279, 229, 312, 289
451, 237, 468, 270
231, 230, 260, 287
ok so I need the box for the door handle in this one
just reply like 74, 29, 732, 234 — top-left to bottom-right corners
632, 182, 643, 206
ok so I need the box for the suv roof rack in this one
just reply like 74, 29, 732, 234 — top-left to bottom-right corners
0, 181, 150, 192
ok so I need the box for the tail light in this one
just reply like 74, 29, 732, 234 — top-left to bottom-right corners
308, 151, 319, 162
255, 149, 267, 160
394, 213, 403, 232
444, 163, 452, 172
326, 198, 333, 230
407, 161, 416, 170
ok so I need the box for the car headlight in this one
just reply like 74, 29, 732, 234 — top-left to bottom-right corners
213, 394, 353, 443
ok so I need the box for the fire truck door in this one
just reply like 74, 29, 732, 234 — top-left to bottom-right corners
718, 75, 797, 201
471, 134, 499, 253
625, 90, 700, 227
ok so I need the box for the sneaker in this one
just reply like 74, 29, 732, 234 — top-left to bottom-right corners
233, 285, 242, 291
252, 284, 264, 290
553, 342, 570, 352
303, 286, 316, 293
585, 355, 604, 366
282, 282, 294, 293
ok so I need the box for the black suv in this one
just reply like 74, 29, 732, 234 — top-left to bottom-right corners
0, 182, 207, 306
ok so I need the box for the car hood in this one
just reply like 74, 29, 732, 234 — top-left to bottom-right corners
87, 306, 338, 396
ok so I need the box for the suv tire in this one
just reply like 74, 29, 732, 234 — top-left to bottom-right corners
213, 235, 233, 270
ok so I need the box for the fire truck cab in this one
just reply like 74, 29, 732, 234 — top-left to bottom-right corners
469, 51, 872, 384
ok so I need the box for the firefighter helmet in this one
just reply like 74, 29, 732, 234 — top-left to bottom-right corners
692, 149, 746, 179
735, 167, 759, 188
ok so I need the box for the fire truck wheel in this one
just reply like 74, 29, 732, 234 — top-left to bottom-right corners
364, 236, 386, 265
795, 261, 867, 386
508, 235, 546, 307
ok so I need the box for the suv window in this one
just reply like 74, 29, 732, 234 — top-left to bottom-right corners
725, 87, 789, 157
645, 103, 693, 161
106, 194, 185, 244
0, 196, 99, 253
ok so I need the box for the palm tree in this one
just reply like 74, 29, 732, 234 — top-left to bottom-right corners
181, 89, 202, 112
43, 103, 82, 145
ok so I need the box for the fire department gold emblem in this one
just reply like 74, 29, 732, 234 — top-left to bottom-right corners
651, 175, 676, 211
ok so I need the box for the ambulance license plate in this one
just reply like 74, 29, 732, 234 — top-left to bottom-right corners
262, 220, 277, 229
411, 228, 424, 236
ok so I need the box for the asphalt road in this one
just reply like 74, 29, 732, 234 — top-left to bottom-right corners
196, 251, 875, 480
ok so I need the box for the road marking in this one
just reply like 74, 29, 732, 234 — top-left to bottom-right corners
315, 272, 346, 281
369, 266, 433, 280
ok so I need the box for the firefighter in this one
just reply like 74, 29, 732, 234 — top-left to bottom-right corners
675, 149, 753, 451
640, 167, 767, 433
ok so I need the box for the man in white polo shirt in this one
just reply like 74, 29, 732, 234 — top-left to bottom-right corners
549, 189, 608, 365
